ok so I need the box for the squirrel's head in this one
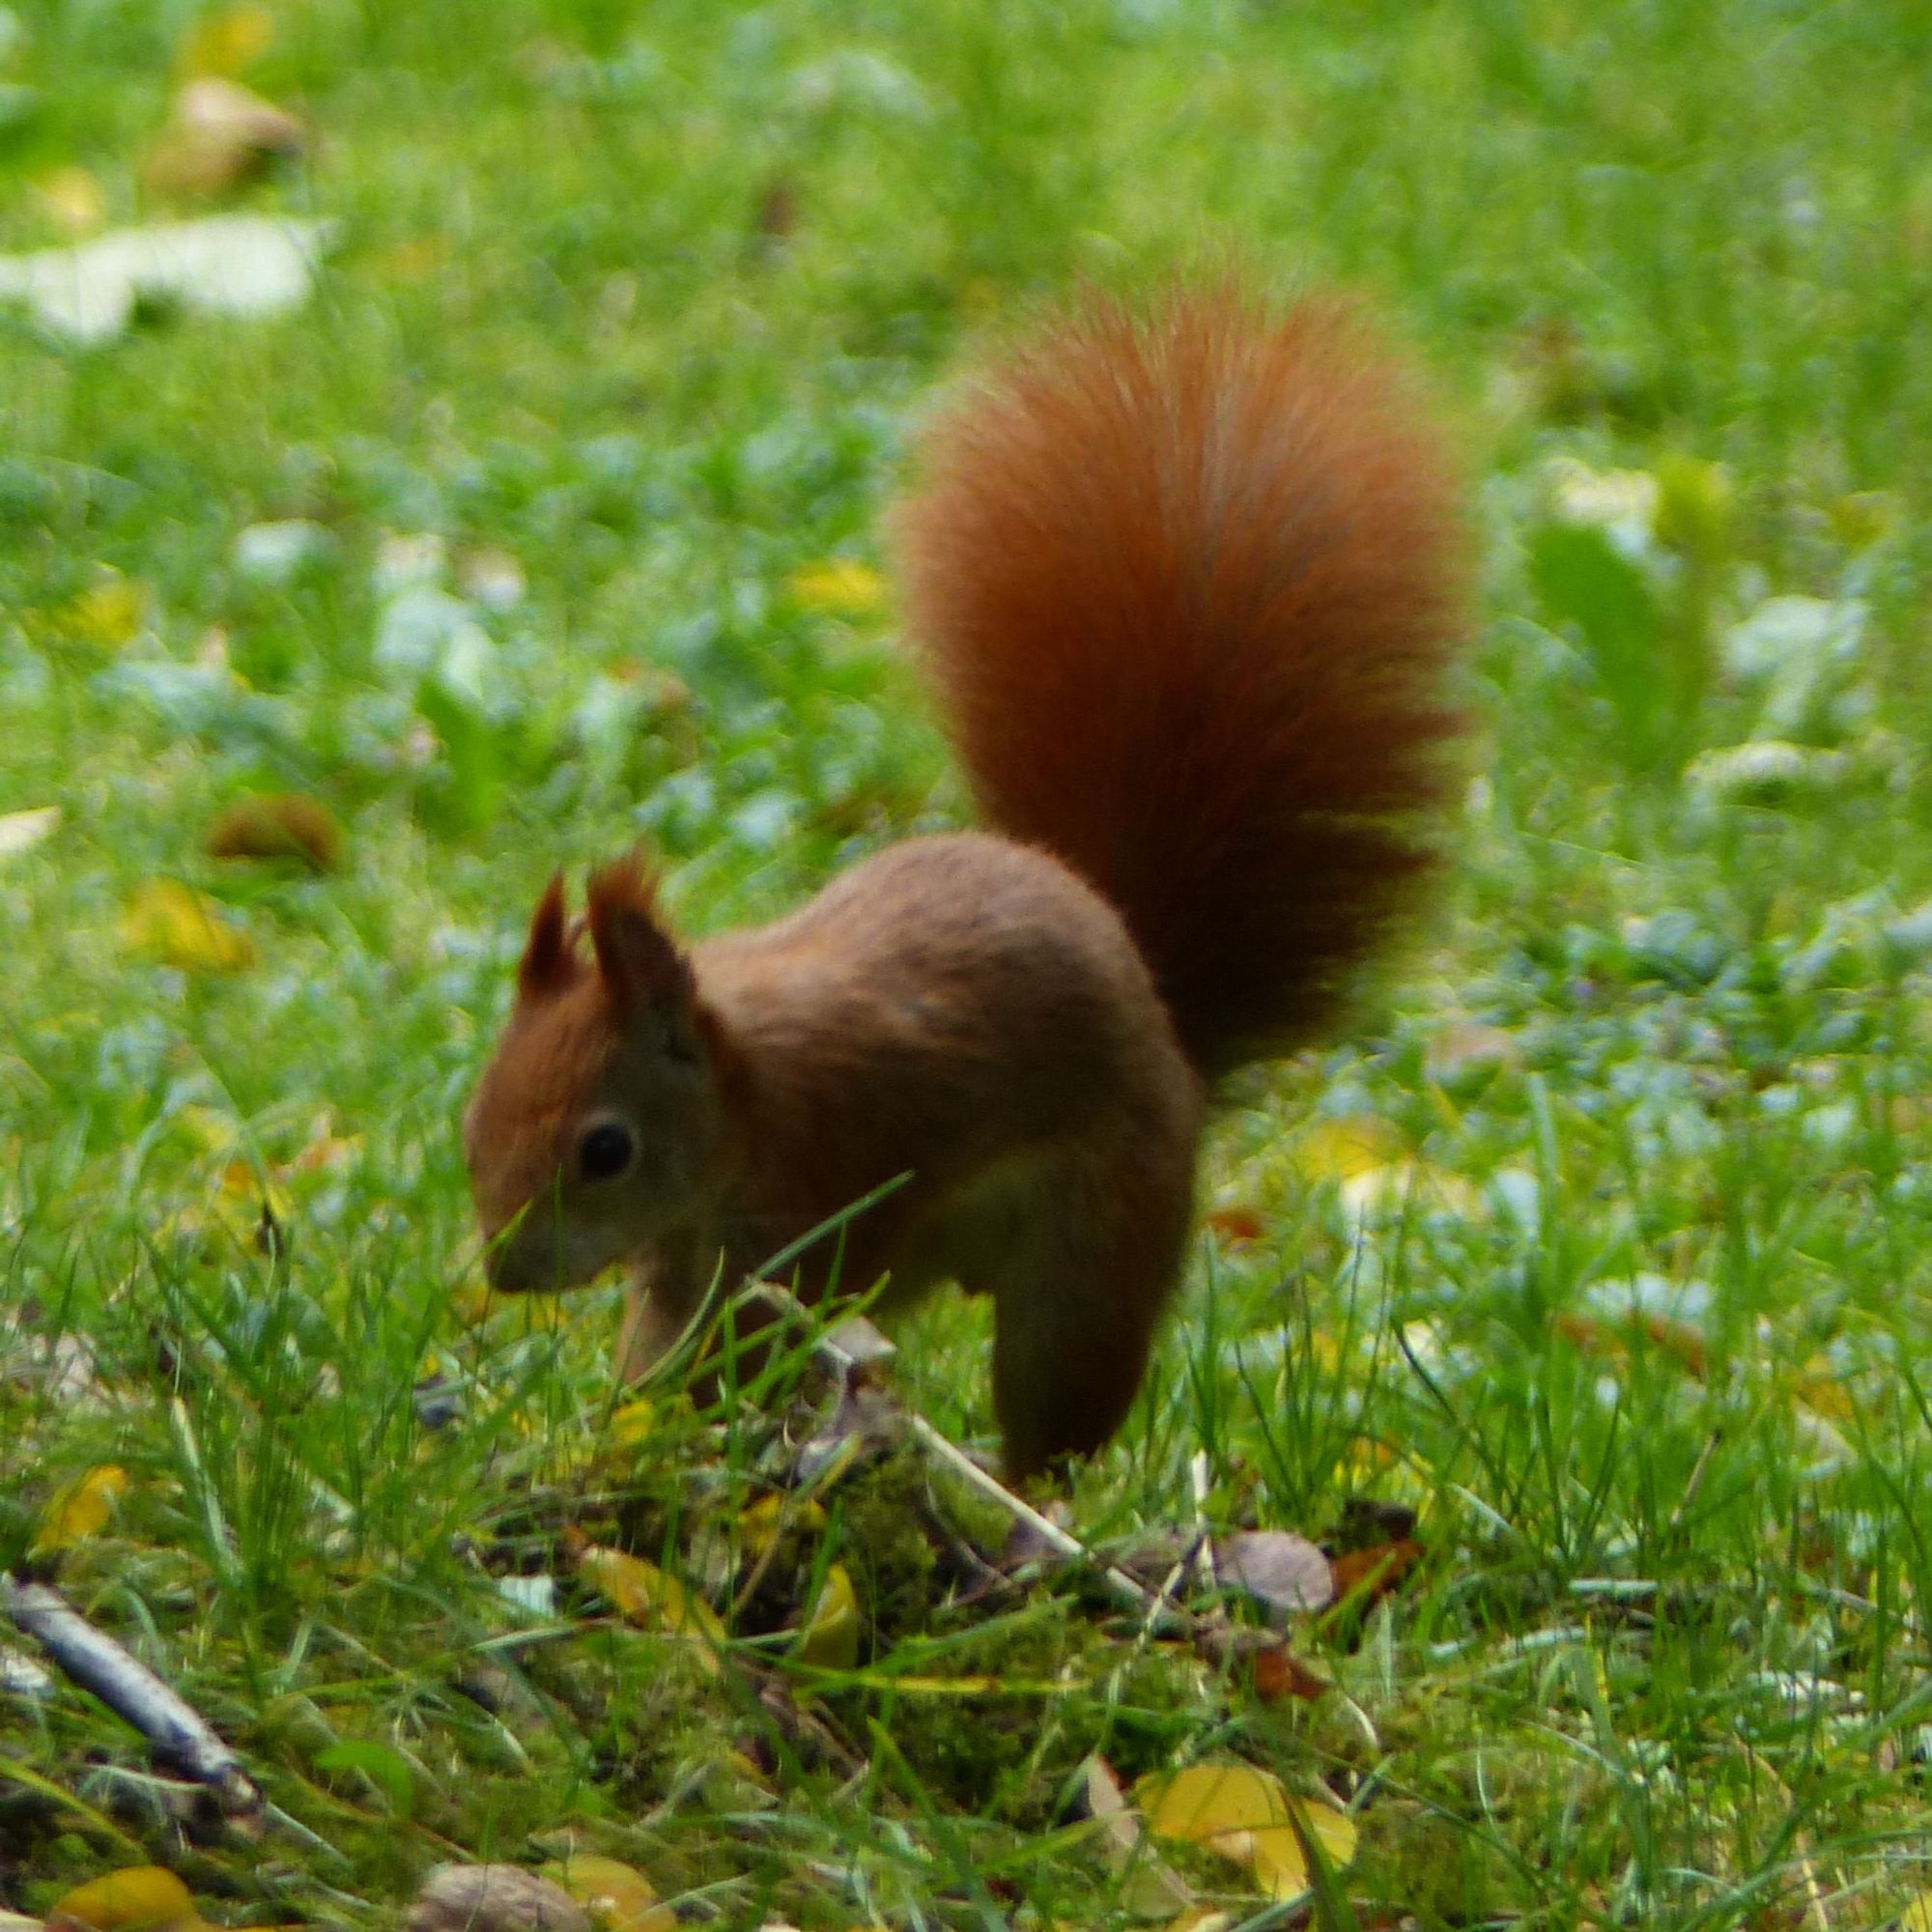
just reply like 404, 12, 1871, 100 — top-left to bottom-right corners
463, 857, 724, 1295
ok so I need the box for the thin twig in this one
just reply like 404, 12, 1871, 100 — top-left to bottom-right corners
2, 1572, 264, 1829
903, 1414, 1197, 1636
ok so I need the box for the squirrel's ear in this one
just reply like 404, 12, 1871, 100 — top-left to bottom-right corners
516, 873, 579, 1002
586, 854, 692, 1014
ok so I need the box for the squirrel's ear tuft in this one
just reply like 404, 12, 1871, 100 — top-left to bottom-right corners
516, 873, 580, 1002
586, 852, 692, 1012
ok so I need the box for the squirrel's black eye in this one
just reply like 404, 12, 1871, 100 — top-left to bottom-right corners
578, 1120, 637, 1183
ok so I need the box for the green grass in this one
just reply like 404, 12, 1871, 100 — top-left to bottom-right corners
5, 0, 1932, 1924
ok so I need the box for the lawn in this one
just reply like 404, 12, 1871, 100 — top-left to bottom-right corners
4, 0, 1932, 1925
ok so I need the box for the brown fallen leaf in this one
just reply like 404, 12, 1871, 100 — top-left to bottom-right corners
1213, 1530, 1334, 1623
1249, 1643, 1329, 1703
1081, 1754, 1196, 1918
754, 177, 800, 241
1553, 1310, 1708, 1379
206, 793, 344, 871
1425, 1020, 1522, 1091
1327, 1538, 1422, 1609
406, 1866, 588, 1932
1202, 1205, 1266, 1245
143, 78, 306, 200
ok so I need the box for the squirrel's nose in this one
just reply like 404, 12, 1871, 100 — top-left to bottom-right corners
477, 1221, 534, 1295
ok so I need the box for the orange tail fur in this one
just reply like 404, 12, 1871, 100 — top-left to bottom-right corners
893, 286, 1470, 1079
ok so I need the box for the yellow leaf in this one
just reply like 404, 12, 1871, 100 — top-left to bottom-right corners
32, 1465, 131, 1554
607, 1396, 657, 1446
797, 1562, 861, 1669
216, 1160, 292, 1229
1795, 1353, 1858, 1423
786, 558, 889, 618
740, 1492, 826, 1556
1295, 1118, 1474, 1218
547, 1856, 675, 1932
59, 574, 147, 646
37, 167, 105, 237
1293, 1117, 1406, 1184
120, 882, 256, 974
574, 1543, 725, 1668
181, 4, 274, 75
1899, 1888, 1932, 1932
1139, 1762, 1355, 1903
47, 1866, 199, 1931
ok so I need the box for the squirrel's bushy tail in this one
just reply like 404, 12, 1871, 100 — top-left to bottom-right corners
893, 286, 1471, 1081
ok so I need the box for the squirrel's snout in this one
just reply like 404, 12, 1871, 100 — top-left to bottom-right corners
477, 1201, 597, 1297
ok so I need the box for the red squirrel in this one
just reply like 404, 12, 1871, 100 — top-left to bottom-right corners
463, 284, 1470, 1479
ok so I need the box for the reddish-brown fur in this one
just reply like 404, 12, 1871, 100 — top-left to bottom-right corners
463, 284, 1469, 1479
896, 289, 1467, 1075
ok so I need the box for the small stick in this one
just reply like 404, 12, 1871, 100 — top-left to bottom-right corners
793, 1294, 1255, 1657
2, 1572, 264, 1829
903, 1414, 1197, 1637
1666, 1427, 1722, 1539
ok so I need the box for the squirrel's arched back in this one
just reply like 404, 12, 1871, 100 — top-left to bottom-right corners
893, 286, 1470, 1080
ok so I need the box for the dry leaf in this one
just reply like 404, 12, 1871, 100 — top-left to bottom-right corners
1293, 1116, 1406, 1183
739, 1492, 827, 1556
1553, 1310, 1708, 1379
797, 1562, 861, 1669
31, 1464, 131, 1554
1082, 1755, 1197, 1918
1249, 1644, 1329, 1703
47, 1866, 199, 1931
569, 1537, 724, 1670
406, 1865, 588, 1932
1213, 1530, 1334, 1622
605, 1397, 657, 1446
786, 558, 888, 618
206, 793, 344, 870
59, 574, 147, 645
546, 1856, 675, 1932
1794, 1352, 1857, 1423
0, 806, 59, 860
1425, 1021, 1522, 1089
0, 216, 334, 344
143, 78, 305, 200
121, 882, 255, 973
1202, 1205, 1265, 1245
1327, 1538, 1422, 1609
37, 166, 105, 236
1139, 1762, 1356, 1903
459, 547, 527, 611
1293, 1115, 1474, 1218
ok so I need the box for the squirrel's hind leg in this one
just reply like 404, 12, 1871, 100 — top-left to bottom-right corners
985, 1143, 1195, 1482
